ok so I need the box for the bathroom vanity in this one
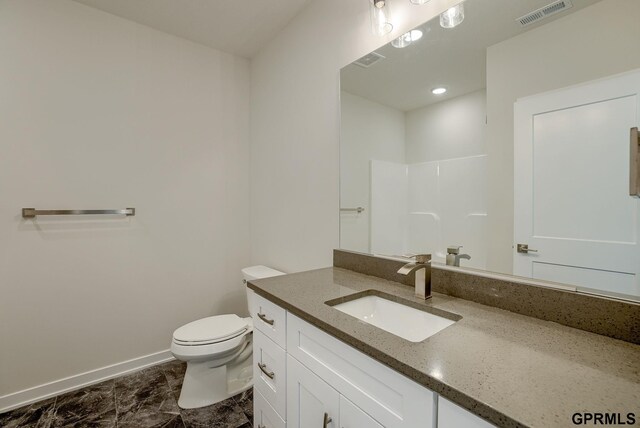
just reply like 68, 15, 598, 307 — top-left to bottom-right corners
248, 259, 640, 428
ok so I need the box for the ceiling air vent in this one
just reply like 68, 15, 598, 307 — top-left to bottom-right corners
354, 51, 385, 68
517, 0, 573, 27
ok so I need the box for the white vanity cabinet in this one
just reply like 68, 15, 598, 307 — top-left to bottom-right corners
255, 388, 286, 428
252, 293, 288, 426
438, 397, 495, 428
252, 296, 494, 428
286, 313, 435, 428
287, 355, 340, 428
287, 354, 385, 428
253, 329, 287, 418
340, 395, 385, 428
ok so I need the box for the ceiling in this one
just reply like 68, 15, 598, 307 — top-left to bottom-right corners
341, 0, 602, 111
72, 0, 311, 58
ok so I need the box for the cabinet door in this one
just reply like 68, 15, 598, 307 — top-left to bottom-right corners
438, 397, 494, 428
287, 355, 339, 428
340, 395, 384, 428
287, 313, 435, 427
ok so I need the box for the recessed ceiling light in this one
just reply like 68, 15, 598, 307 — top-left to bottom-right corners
432, 87, 447, 95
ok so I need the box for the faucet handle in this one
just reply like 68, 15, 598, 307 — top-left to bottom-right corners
447, 246, 462, 255
410, 254, 431, 263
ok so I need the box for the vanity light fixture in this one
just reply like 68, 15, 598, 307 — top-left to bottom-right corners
432, 87, 447, 95
440, 3, 465, 28
391, 29, 423, 48
370, 0, 393, 35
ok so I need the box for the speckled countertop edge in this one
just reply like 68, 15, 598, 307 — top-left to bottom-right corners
248, 267, 640, 428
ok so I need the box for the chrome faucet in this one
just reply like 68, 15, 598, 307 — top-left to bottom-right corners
397, 254, 432, 300
446, 246, 471, 267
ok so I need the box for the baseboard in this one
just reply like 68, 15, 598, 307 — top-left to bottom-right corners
0, 349, 174, 413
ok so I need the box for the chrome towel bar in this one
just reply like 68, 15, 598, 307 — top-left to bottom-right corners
340, 207, 365, 213
22, 208, 135, 218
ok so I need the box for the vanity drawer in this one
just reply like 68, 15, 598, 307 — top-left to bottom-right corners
253, 329, 287, 419
253, 293, 287, 348
255, 388, 286, 428
286, 313, 435, 428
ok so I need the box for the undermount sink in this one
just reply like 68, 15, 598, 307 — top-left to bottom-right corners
330, 294, 458, 342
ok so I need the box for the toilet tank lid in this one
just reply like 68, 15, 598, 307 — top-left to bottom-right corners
242, 265, 285, 281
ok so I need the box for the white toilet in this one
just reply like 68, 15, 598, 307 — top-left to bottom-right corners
170, 265, 285, 409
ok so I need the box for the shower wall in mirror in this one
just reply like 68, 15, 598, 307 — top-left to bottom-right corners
339, 0, 640, 301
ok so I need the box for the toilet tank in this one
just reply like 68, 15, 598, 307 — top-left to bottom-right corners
241, 265, 285, 316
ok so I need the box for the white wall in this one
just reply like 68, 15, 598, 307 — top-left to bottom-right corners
0, 0, 250, 400
250, 0, 462, 272
340, 91, 405, 253
485, 0, 640, 274
405, 90, 487, 163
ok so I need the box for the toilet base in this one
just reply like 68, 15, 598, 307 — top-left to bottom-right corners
177, 345, 253, 409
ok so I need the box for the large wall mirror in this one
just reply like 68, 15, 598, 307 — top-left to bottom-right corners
339, 0, 640, 301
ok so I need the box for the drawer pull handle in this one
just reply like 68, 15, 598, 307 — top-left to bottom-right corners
257, 312, 275, 325
323, 412, 333, 427
258, 362, 275, 379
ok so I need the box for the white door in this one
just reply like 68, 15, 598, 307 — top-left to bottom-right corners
286, 355, 340, 428
514, 69, 640, 298
340, 395, 384, 428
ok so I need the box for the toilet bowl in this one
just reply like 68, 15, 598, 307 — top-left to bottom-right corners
171, 265, 285, 409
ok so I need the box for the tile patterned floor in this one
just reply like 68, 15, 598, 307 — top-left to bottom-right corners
0, 361, 254, 428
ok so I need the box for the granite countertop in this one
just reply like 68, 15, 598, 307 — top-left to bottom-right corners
248, 267, 640, 428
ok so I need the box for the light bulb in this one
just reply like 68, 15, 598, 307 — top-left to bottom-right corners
410, 0, 430, 4
391, 29, 423, 48
432, 87, 447, 95
440, 3, 465, 29
370, 0, 393, 35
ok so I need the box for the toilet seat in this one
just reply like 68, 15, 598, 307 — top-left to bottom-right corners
173, 314, 249, 346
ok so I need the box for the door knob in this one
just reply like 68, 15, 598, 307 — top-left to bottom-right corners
517, 244, 538, 254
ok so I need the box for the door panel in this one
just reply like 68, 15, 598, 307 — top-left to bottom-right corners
514, 69, 640, 298
286, 355, 339, 428
340, 395, 384, 428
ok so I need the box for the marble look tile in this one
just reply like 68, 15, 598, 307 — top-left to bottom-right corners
115, 366, 180, 428
160, 360, 186, 400
0, 363, 254, 428
0, 397, 56, 428
51, 382, 116, 428
181, 397, 249, 428
232, 388, 253, 422
57, 409, 117, 428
